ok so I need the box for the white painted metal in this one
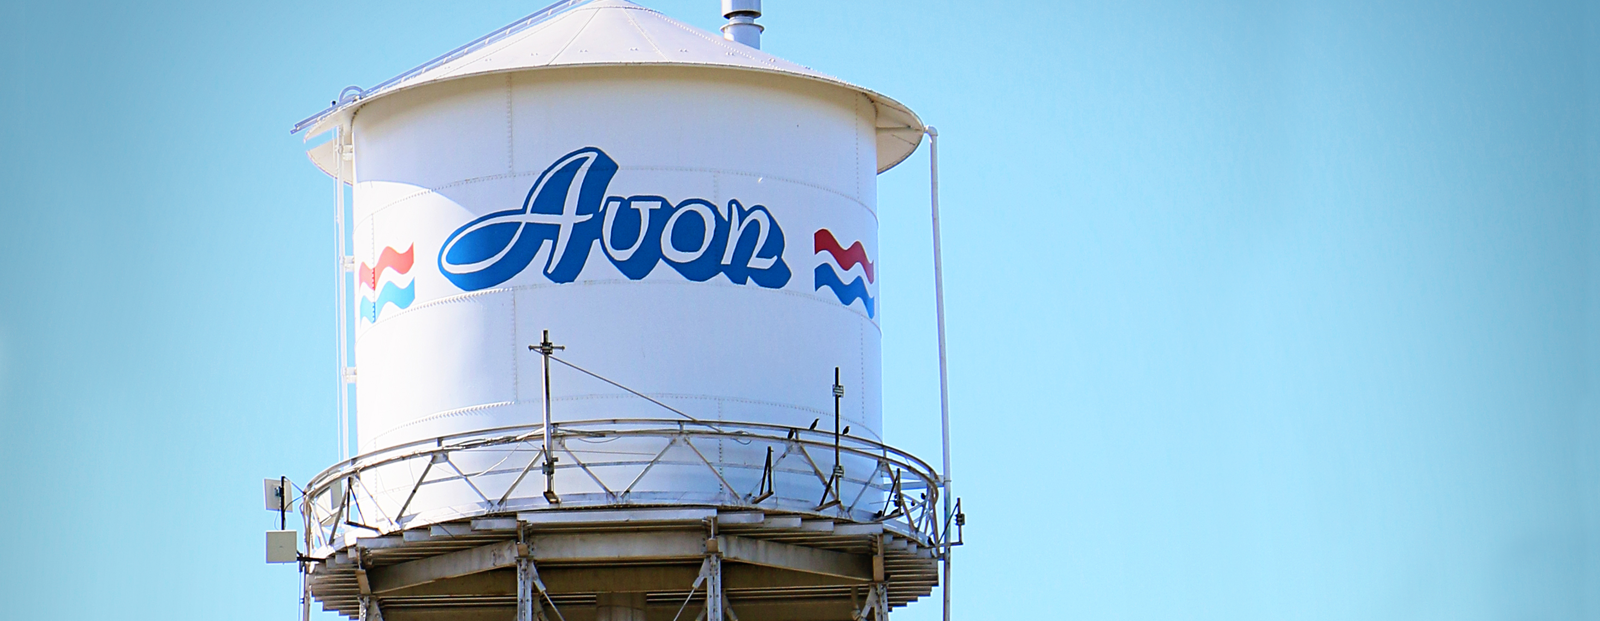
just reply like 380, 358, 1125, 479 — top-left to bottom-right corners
722, 1, 761, 17
346, 66, 885, 521
296, 0, 929, 529
288, 6, 957, 618
335, 129, 351, 463
297, 419, 944, 552
721, 0, 763, 49
297, 0, 924, 173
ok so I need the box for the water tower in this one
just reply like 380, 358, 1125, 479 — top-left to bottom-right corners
283, 2, 961, 620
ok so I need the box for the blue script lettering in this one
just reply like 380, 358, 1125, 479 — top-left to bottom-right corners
439, 147, 791, 291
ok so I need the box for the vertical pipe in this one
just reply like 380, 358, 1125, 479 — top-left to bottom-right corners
333, 127, 346, 463
335, 127, 350, 463
302, 498, 313, 621
927, 127, 952, 621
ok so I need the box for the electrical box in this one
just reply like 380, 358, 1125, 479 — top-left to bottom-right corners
266, 530, 299, 564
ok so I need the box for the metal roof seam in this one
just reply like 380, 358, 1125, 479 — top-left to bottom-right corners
546, 5, 604, 70
620, 4, 667, 60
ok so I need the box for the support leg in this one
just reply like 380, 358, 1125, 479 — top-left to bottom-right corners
705, 554, 723, 621
519, 553, 564, 621
853, 584, 889, 621
517, 557, 542, 621
359, 595, 384, 621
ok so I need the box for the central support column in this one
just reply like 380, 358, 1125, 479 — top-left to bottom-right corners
706, 554, 724, 621
596, 592, 647, 621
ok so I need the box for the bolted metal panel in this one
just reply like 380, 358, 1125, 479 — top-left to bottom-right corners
346, 66, 887, 523
291, 3, 948, 620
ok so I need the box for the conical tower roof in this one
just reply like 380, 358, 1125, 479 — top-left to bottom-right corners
296, 0, 924, 173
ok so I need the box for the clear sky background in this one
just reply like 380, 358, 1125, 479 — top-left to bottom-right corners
2, 0, 1598, 619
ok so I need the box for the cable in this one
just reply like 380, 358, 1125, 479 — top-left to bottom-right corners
548, 355, 720, 430
461, 442, 525, 478
669, 581, 701, 621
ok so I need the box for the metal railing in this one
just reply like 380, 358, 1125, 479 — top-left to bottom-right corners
298, 418, 944, 556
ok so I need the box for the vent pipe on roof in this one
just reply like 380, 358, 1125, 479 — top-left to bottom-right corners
721, 0, 763, 49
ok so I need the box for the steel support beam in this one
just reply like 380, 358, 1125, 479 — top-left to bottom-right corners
528, 531, 705, 563
719, 535, 871, 582
370, 541, 521, 594
376, 599, 867, 621
380, 563, 863, 598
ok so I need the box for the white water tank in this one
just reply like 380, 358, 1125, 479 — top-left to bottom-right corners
303, 0, 924, 524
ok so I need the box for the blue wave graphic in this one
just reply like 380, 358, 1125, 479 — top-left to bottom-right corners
361, 281, 416, 322
814, 264, 875, 318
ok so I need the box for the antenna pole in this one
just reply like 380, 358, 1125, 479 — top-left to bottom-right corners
833, 367, 844, 509
927, 126, 954, 621
302, 500, 313, 621
532, 330, 565, 504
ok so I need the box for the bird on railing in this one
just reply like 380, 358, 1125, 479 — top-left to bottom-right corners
809, 419, 819, 430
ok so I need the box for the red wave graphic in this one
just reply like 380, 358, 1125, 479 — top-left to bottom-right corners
360, 244, 415, 290
814, 229, 874, 283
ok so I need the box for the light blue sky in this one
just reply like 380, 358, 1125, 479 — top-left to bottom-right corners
2, 1, 1597, 619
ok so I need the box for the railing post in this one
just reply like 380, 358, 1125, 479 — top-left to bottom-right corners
530, 330, 565, 505
302, 495, 313, 621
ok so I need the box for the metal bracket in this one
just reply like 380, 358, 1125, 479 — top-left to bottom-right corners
531, 330, 566, 505
750, 446, 775, 504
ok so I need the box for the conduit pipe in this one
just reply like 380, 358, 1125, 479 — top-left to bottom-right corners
928, 126, 953, 621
